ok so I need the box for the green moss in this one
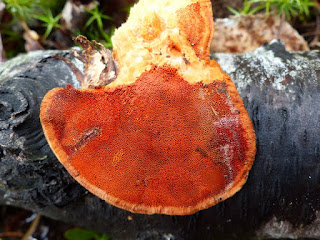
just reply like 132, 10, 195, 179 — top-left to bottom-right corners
228, 0, 315, 20
1, 0, 117, 58
64, 228, 110, 240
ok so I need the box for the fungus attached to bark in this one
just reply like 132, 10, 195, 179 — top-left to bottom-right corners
40, 0, 256, 215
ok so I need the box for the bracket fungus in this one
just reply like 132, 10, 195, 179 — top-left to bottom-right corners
40, 0, 256, 215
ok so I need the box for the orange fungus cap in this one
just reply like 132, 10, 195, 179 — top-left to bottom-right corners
40, 0, 256, 215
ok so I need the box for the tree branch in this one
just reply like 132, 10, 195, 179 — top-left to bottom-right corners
0, 42, 319, 239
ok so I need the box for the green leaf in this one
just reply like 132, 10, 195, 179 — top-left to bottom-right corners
64, 228, 110, 240
84, 5, 112, 30
34, 9, 61, 38
4, 0, 42, 20
265, 1, 271, 14
227, 6, 240, 15
0, 183, 6, 190
65, 228, 97, 240
99, 235, 110, 240
101, 14, 112, 21
248, 5, 266, 15
97, 17, 103, 30
84, 16, 96, 29
246, 0, 315, 20
43, 24, 53, 39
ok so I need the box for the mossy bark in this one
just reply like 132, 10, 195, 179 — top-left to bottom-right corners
0, 42, 319, 239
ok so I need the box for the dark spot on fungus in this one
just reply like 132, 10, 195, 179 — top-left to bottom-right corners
195, 147, 209, 158
71, 127, 102, 158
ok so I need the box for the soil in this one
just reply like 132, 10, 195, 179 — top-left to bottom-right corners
1, 206, 74, 240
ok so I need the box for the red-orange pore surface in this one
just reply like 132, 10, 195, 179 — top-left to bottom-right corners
40, 66, 255, 215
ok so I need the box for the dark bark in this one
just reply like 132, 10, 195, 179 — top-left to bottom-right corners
0, 42, 319, 239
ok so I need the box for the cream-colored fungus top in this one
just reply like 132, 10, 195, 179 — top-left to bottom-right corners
109, 0, 224, 87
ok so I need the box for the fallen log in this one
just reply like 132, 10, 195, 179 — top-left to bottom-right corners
0, 41, 319, 239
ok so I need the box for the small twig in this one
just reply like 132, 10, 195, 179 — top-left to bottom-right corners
0, 33, 5, 61
0, 231, 24, 238
20, 20, 32, 37
20, 19, 40, 41
276, 12, 285, 40
310, 15, 320, 48
302, 31, 319, 37
51, 54, 85, 85
313, 0, 320, 12
21, 213, 41, 240
0, 2, 5, 22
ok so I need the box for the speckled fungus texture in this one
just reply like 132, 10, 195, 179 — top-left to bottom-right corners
40, 0, 256, 215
